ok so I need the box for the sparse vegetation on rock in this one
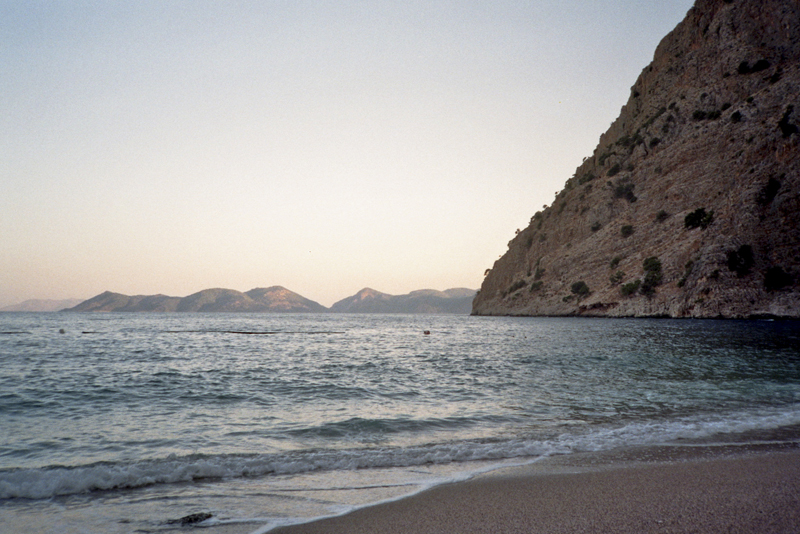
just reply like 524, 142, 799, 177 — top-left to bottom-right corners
472, 0, 800, 318
506, 280, 527, 295
613, 181, 637, 203
765, 266, 793, 291
571, 281, 591, 299
727, 245, 755, 277
757, 176, 782, 206
778, 106, 798, 138
620, 280, 641, 297
677, 261, 694, 288
640, 257, 663, 297
684, 208, 714, 230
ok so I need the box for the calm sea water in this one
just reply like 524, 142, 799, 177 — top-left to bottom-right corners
1, 313, 799, 533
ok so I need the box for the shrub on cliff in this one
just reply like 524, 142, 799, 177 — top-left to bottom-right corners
507, 280, 527, 294
621, 225, 634, 238
765, 267, 793, 291
727, 245, 754, 277
571, 281, 590, 298
643, 256, 662, 273
738, 59, 771, 75
778, 106, 798, 138
640, 257, 663, 296
757, 176, 781, 205
684, 208, 714, 229
621, 280, 641, 296
677, 260, 694, 288
613, 182, 637, 203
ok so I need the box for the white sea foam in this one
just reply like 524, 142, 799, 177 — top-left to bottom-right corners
3, 404, 798, 501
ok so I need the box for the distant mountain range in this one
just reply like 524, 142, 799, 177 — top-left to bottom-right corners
59, 286, 477, 314
65, 287, 327, 313
330, 288, 476, 314
0, 298, 84, 312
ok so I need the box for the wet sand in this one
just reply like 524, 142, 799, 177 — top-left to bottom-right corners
263, 448, 800, 534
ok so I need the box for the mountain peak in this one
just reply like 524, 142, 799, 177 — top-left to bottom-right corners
331, 288, 476, 314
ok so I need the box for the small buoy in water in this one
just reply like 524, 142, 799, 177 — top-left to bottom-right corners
423, 330, 430, 335
58, 328, 66, 334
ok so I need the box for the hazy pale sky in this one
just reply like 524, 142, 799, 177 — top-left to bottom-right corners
1, 0, 694, 307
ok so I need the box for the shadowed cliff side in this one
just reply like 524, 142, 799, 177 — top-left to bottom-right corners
473, 0, 800, 318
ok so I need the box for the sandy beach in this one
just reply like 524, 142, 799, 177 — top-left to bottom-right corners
262, 447, 800, 534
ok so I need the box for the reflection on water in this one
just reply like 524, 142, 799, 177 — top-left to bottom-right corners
1, 313, 799, 532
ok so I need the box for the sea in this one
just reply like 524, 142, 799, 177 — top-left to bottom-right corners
1, 312, 799, 533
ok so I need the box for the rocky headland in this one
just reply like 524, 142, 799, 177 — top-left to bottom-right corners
473, 0, 799, 318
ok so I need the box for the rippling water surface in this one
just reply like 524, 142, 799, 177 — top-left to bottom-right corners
1, 313, 799, 532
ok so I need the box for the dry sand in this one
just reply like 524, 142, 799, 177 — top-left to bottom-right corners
264, 448, 800, 534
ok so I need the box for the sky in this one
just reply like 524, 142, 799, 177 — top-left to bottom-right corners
1, 0, 695, 308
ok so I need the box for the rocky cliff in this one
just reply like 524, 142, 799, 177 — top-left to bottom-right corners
473, 0, 800, 318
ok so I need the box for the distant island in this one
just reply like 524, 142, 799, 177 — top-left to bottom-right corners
58, 286, 477, 314
0, 298, 84, 312
330, 288, 476, 314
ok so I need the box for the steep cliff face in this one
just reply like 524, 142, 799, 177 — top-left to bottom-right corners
473, 0, 800, 318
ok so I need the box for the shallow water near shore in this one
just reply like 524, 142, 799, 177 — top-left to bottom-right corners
1, 313, 799, 533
